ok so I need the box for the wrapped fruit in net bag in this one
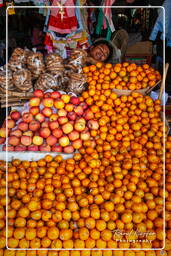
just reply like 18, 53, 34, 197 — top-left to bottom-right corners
46, 53, 64, 75
8, 48, 29, 71
0, 67, 14, 91
65, 49, 87, 73
34, 72, 60, 91
27, 52, 45, 79
13, 68, 32, 92
66, 72, 87, 95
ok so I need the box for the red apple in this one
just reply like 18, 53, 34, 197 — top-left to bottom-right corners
80, 102, 88, 110
8, 135, 20, 146
15, 145, 27, 151
22, 112, 33, 123
2, 145, 14, 151
63, 145, 74, 154
46, 135, 57, 146
51, 145, 62, 152
33, 136, 43, 146
83, 109, 94, 120
68, 130, 80, 141
62, 123, 73, 134
28, 144, 39, 151
51, 91, 61, 99
59, 136, 70, 147
42, 107, 53, 117
80, 129, 90, 141
42, 97, 54, 108
39, 127, 51, 138
74, 105, 84, 116
44, 92, 51, 98
72, 139, 82, 149
74, 118, 86, 132
70, 96, 80, 105
10, 110, 21, 121
54, 99, 65, 109
58, 116, 68, 125
23, 131, 33, 137
18, 122, 29, 132
29, 120, 40, 132
21, 135, 32, 146
87, 120, 99, 130
49, 121, 59, 130
35, 113, 45, 123
33, 89, 44, 98
58, 109, 67, 117
10, 129, 22, 137
30, 106, 40, 116
39, 144, 51, 152
67, 112, 77, 121
52, 128, 63, 138
30, 97, 41, 107
0, 137, 5, 144
65, 103, 74, 112
0, 128, 7, 138
5, 119, 15, 129
49, 114, 58, 122
41, 121, 49, 128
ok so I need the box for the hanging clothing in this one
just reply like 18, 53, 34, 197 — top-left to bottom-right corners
48, 0, 78, 34
0, 0, 3, 7
103, 0, 115, 33
150, 0, 171, 46
96, 0, 115, 41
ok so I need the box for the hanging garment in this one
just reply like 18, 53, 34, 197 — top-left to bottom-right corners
96, 8, 112, 41
0, 0, 3, 7
150, 0, 171, 46
48, 0, 78, 34
103, 0, 115, 33
44, 33, 54, 52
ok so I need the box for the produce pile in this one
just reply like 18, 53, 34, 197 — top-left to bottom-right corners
0, 90, 98, 152
0, 48, 87, 95
0, 135, 170, 252
83, 63, 161, 91
0, 62, 169, 252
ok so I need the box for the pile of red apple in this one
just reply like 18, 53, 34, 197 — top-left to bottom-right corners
0, 90, 99, 153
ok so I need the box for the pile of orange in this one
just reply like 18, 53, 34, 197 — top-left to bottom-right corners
0, 61, 169, 253
83, 62, 161, 91
0, 132, 171, 254
3, 146, 163, 249
0, 94, 166, 250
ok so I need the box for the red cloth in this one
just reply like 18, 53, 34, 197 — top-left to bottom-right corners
0, 0, 3, 7
48, 0, 78, 34
44, 34, 53, 48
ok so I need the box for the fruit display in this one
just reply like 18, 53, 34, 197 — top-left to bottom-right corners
83, 63, 161, 91
0, 134, 170, 253
0, 134, 169, 251
0, 89, 167, 250
0, 90, 98, 152
0, 59, 169, 253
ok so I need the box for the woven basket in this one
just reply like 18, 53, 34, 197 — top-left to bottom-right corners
112, 80, 161, 96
